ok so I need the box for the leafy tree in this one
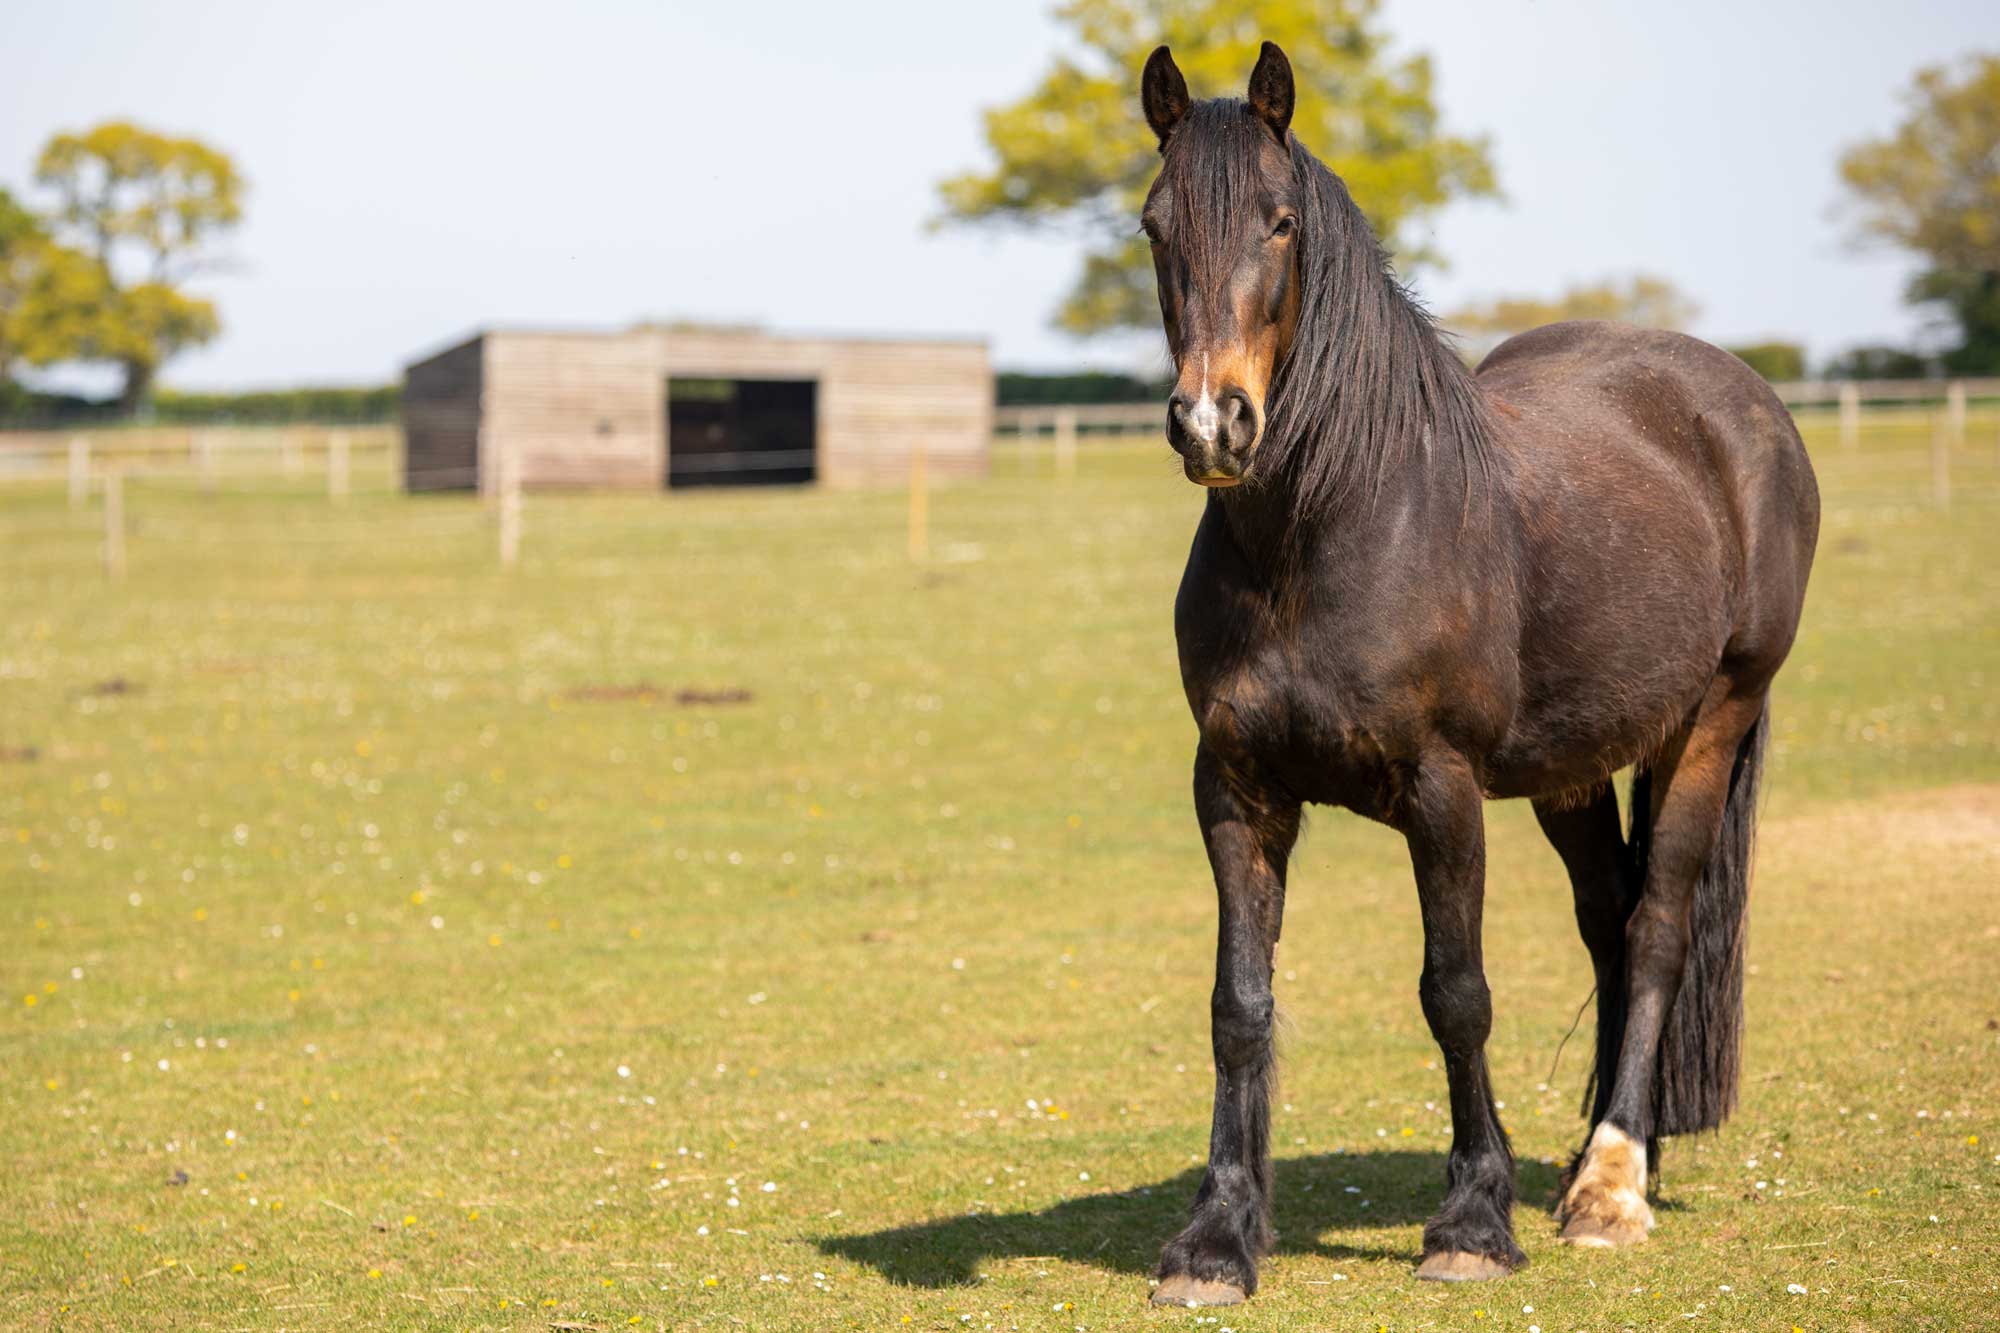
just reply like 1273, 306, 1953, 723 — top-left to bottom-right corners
935, 0, 1498, 336
1722, 341, 1806, 383
0, 187, 103, 388
31, 122, 242, 412
0, 188, 44, 383
1839, 56, 2000, 375
1444, 274, 1699, 358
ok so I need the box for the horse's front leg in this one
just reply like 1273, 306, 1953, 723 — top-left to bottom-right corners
1153, 746, 1299, 1307
1406, 753, 1525, 1281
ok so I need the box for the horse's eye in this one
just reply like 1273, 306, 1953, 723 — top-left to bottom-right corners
1271, 215, 1297, 240
1141, 221, 1163, 245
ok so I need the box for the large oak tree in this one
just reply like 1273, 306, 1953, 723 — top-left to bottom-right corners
31, 122, 242, 411
935, 0, 1497, 336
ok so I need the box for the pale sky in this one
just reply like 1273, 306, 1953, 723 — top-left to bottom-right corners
3, 0, 1996, 391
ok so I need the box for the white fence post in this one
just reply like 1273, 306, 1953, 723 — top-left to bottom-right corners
196, 430, 217, 493
497, 447, 521, 568
908, 437, 929, 563
68, 436, 90, 509
103, 469, 125, 580
1838, 382, 1860, 451
328, 429, 350, 502
1947, 380, 1967, 449
1932, 413, 1951, 511
1054, 408, 1078, 481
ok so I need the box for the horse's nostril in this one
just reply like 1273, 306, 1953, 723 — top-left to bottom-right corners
1165, 397, 1193, 453
1217, 389, 1259, 452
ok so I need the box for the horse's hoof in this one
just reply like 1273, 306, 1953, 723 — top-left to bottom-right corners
1557, 1121, 1655, 1248
1559, 1213, 1651, 1248
1150, 1274, 1247, 1307
1416, 1251, 1514, 1282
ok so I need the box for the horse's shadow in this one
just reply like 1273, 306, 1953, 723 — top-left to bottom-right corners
818, 1150, 1563, 1288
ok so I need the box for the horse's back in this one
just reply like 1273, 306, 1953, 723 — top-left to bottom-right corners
1478, 319, 1818, 625
1480, 321, 1815, 506
1472, 321, 1819, 794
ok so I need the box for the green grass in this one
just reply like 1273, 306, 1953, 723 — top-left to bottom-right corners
2, 415, 1996, 1331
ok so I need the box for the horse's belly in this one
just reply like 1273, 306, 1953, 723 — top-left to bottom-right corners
1484, 554, 1733, 799
1484, 682, 1705, 799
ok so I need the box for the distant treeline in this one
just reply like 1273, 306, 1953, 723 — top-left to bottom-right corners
1722, 342, 1935, 383
0, 382, 401, 428
153, 385, 400, 424
9, 375, 1174, 423
12, 375, 1184, 425
996, 371, 1172, 405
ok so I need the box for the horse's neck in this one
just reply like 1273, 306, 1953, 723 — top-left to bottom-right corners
1218, 428, 1503, 594
1214, 486, 1292, 575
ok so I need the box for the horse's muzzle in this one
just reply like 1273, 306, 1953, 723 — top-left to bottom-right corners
1166, 386, 1259, 486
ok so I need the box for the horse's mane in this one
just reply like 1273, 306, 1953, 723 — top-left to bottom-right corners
1166, 100, 1494, 532
1266, 129, 1494, 526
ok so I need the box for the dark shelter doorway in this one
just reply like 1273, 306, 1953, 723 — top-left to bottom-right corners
666, 378, 817, 488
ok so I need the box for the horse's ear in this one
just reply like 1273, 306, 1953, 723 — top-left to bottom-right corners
1142, 46, 1190, 151
1247, 41, 1294, 145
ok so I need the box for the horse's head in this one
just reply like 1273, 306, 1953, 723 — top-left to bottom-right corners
1141, 42, 1303, 488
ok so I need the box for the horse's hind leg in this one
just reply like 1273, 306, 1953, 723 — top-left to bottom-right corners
1532, 785, 1640, 1141
1558, 690, 1766, 1247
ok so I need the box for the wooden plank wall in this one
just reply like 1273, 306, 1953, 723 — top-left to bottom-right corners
482, 332, 666, 493
402, 336, 483, 491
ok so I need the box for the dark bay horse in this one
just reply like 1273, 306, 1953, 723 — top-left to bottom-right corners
1136, 43, 1819, 1303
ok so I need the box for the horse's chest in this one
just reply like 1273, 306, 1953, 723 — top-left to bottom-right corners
1176, 518, 1411, 819
1191, 664, 1292, 766
1186, 649, 1401, 819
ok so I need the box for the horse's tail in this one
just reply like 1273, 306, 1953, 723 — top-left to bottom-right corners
1629, 701, 1766, 1137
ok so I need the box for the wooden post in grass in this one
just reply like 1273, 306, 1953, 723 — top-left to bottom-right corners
1931, 412, 1950, 511
1947, 380, 1966, 449
1838, 381, 1860, 451
103, 469, 125, 580
907, 437, 929, 563
328, 429, 351, 502
498, 446, 522, 568
1054, 407, 1078, 481
68, 436, 90, 509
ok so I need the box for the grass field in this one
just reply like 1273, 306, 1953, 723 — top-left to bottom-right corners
2, 414, 1996, 1330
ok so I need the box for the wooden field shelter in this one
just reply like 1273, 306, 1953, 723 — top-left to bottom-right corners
401, 326, 992, 493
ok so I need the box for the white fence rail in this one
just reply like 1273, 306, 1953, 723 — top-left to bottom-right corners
0, 424, 398, 490
3, 391, 1994, 581
993, 377, 2000, 443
